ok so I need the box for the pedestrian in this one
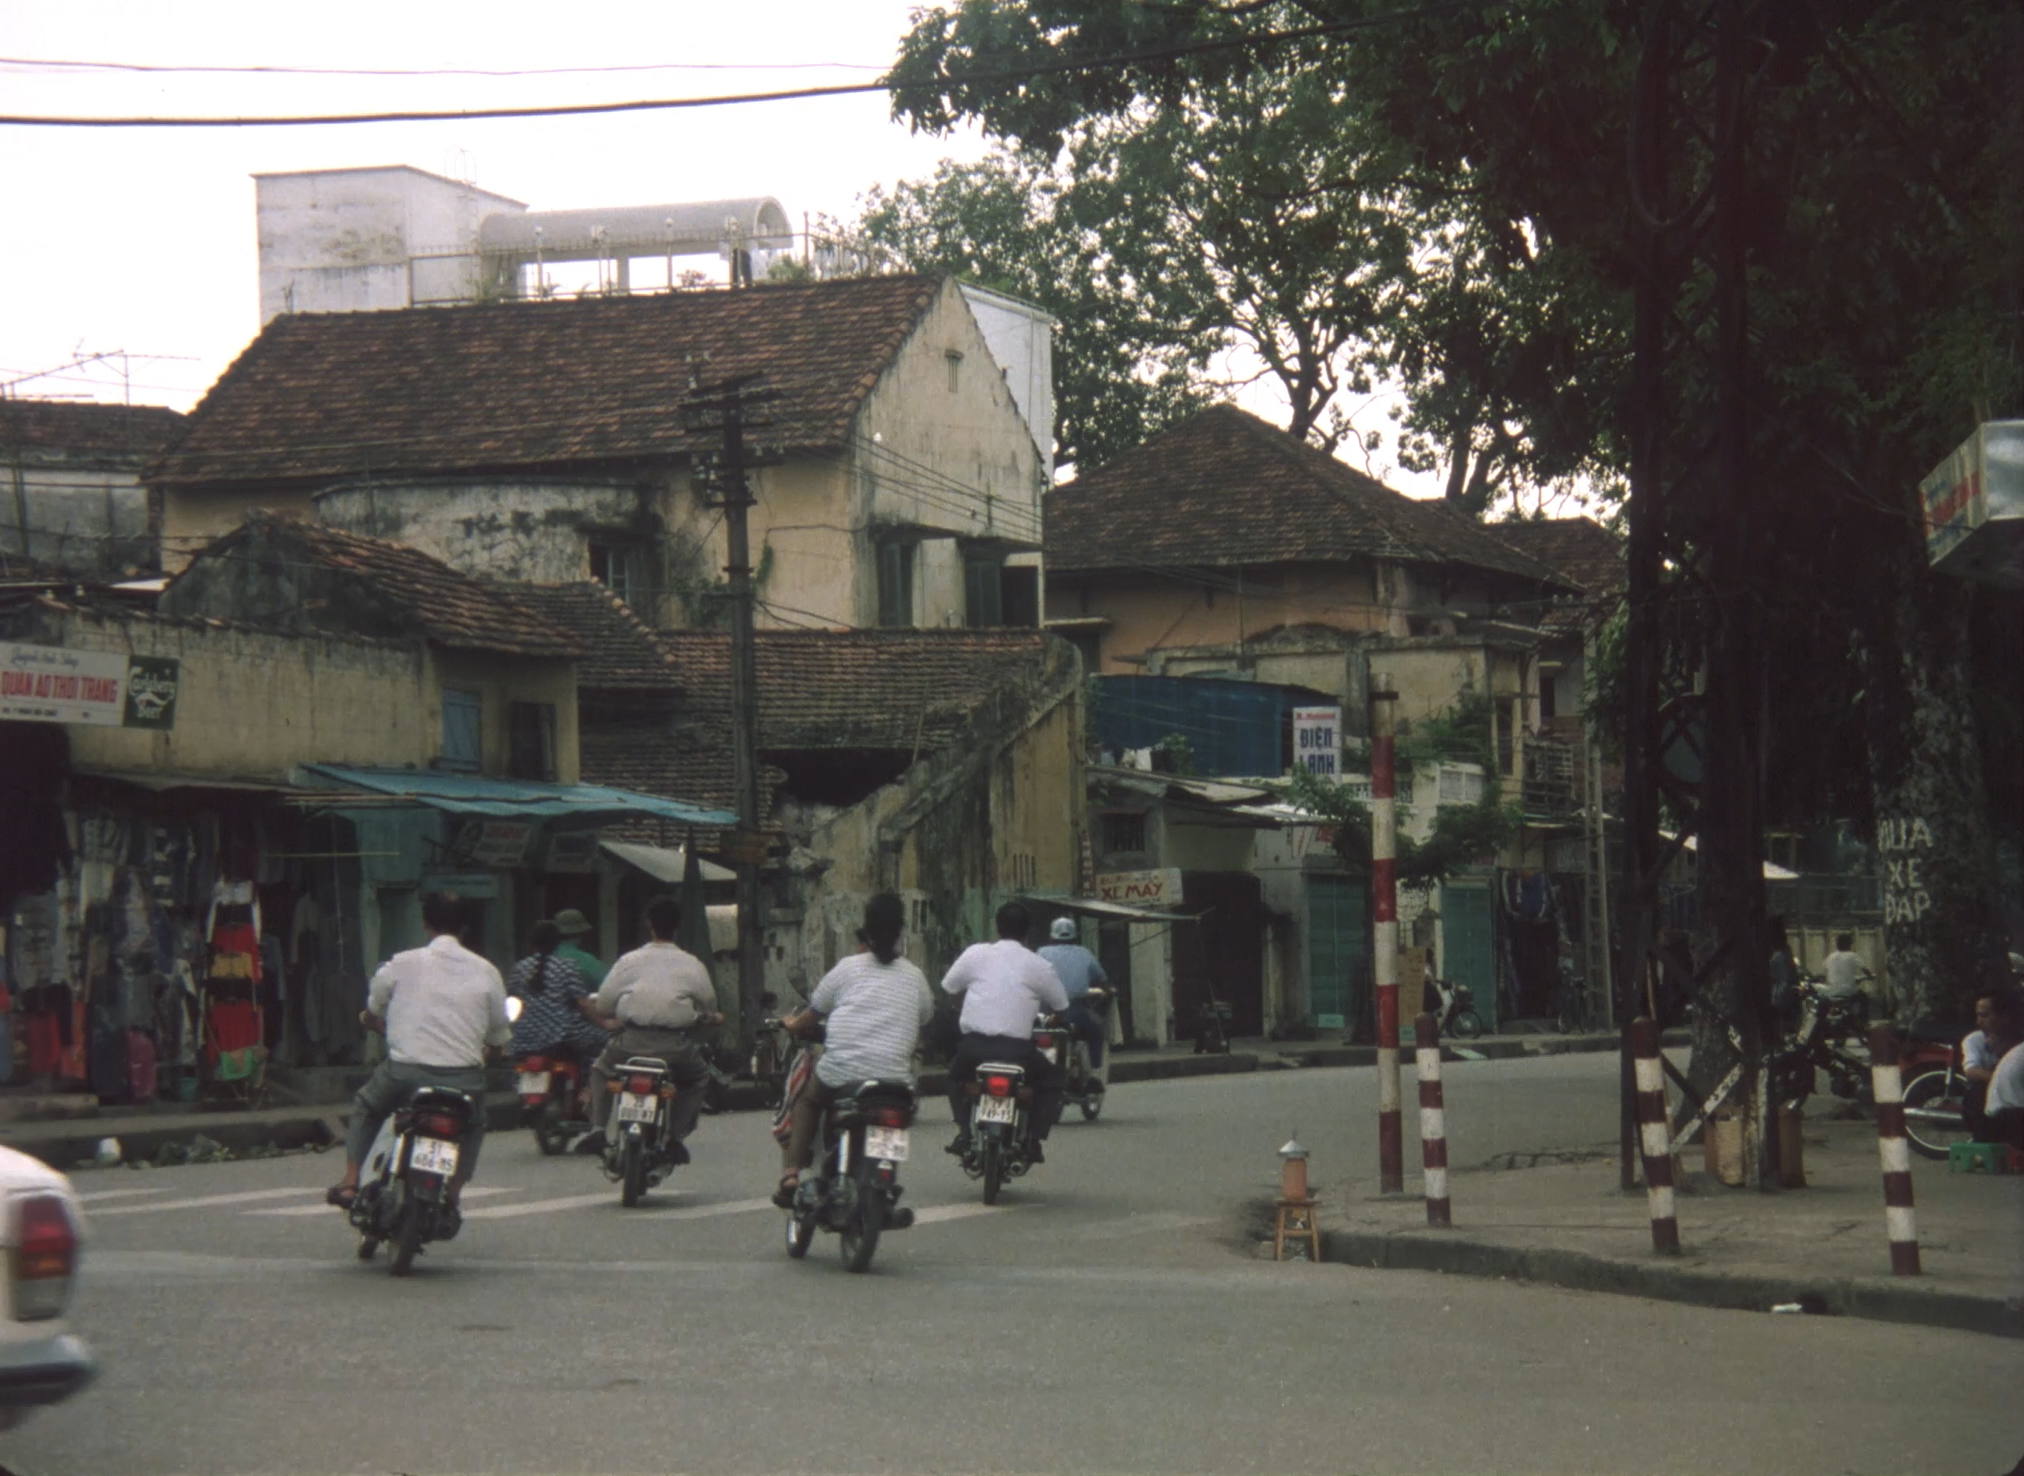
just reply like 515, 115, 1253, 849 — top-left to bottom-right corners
583, 896, 723, 1156
326, 891, 510, 1211
549, 908, 608, 990
1768, 916, 1801, 1021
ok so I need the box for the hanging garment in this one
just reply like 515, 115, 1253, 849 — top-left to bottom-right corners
126, 1031, 158, 1100
22, 1012, 60, 1076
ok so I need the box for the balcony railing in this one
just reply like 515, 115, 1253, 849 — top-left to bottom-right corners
1521, 732, 1585, 816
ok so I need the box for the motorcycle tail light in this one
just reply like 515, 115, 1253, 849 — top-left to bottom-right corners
11, 1193, 79, 1321
1034, 1033, 1055, 1050
870, 1105, 910, 1127
627, 1074, 658, 1096
521, 1054, 552, 1071
983, 1074, 1015, 1098
419, 1113, 463, 1138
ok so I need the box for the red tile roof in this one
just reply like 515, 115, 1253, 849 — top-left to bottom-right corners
1, 399, 185, 459
167, 514, 583, 659
150, 276, 945, 488
1488, 516, 1626, 595
505, 581, 677, 688
1046, 404, 1570, 588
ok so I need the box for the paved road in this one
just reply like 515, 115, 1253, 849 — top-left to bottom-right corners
14, 1054, 2017, 1474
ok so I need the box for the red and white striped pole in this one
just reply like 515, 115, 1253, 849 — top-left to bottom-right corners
1868, 1023, 1921, 1276
1372, 688, 1402, 1194
1630, 1016, 1681, 1253
1415, 1011, 1450, 1226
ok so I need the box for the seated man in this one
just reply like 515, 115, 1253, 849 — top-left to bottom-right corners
584, 896, 724, 1159
1039, 916, 1110, 1070
941, 901, 1069, 1161
1964, 988, 2024, 1148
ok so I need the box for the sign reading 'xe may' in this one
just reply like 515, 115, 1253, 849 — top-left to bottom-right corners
1, 642, 180, 730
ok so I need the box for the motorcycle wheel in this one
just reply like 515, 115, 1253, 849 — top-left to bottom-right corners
980, 1136, 1005, 1205
1555, 1012, 1576, 1035
1080, 1091, 1104, 1122
1451, 1010, 1484, 1040
785, 1209, 816, 1259
620, 1137, 646, 1208
1901, 1069, 1973, 1160
840, 1169, 884, 1274
389, 1198, 424, 1278
355, 1233, 381, 1262
534, 1101, 569, 1157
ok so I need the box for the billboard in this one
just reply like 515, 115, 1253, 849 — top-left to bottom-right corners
1, 643, 179, 729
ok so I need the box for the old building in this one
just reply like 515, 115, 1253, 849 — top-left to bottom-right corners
150, 274, 1048, 631
2, 398, 185, 580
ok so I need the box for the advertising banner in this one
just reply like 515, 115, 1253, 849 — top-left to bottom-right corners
1293, 705, 1344, 778
1096, 867, 1183, 908
2, 643, 132, 726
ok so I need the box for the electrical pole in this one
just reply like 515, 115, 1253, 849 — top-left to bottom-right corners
686, 369, 778, 1055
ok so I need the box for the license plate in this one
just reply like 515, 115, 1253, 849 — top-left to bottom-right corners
616, 1093, 658, 1124
517, 1071, 551, 1095
864, 1125, 910, 1161
975, 1094, 1017, 1124
409, 1136, 459, 1176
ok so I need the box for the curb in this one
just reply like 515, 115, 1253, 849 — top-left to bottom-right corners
1321, 1226, 2023, 1340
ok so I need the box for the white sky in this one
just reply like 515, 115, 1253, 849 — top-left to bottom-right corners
0, 0, 1443, 494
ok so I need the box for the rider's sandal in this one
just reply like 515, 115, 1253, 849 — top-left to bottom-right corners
324, 1184, 358, 1209
772, 1173, 800, 1210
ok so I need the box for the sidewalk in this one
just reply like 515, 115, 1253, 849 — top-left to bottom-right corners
1305, 1113, 2024, 1340
0, 1028, 1636, 1169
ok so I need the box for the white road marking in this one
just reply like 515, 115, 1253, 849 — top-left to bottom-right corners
654, 1197, 774, 1221
462, 1191, 624, 1220
245, 1186, 519, 1218
88, 1187, 323, 1217
75, 1187, 170, 1204
467, 1192, 779, 1222
907, 1202, 1017, 1226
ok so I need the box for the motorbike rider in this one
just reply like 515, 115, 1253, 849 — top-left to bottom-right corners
1038, 915, 1110, 1070
582, 896, 724, 1160
326, 891, 510, 1210
772, 893, 935, 1207
508, 920, 610, 1084
941, 901, 1069, 1162
549, 908, 609, 990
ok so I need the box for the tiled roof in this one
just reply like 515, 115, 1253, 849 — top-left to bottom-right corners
1046, 404, 1570, 588
172, 515, 584, 659
1488, 516, 1626, 595
150, 276, 945, 487
0, 399, 185, 459
504, 582, 677, 688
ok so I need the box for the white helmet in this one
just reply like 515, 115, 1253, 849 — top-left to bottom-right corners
1050, 917, 1078, 941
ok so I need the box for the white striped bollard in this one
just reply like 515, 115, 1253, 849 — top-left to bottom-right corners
1868, 1023, 1920, 1276
1415, 1012, 1450, 1227
1630, 1016, 1680, 1254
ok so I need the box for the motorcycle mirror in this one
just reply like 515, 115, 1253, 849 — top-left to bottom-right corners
505, 996, 524, 1022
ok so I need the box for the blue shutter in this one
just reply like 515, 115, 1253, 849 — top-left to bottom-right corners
441, 687, 482, 771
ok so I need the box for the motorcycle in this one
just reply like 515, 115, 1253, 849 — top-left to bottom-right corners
1427, 976, 1484, 1040
350, 1085, 478, 1277
514, 1051, 591, 1156
958, 1059, 1036, 1205
1773, 982, 1872, 1106
602, 1056, 689, 1207
1045, 990, 1110, 1122
1898, 1024, 1978, 1161
784, 1077, 919, 1272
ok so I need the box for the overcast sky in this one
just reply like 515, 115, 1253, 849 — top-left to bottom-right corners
0, 1, 1448, 495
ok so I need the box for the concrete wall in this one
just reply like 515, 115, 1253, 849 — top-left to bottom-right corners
318, 478, 652, 586
45, 606, 432, 781
957, 283, 1055, 480
3, 461, 154, 577
161, 487, 319, 573
256, 166, 524, 324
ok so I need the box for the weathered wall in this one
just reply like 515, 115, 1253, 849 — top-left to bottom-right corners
161, 488, 319, 572
426, 647, 580, 784
318, 478, 651, 585
2, 461, 154, 577
958, 283, 1055, 480
44, 606, 432, 781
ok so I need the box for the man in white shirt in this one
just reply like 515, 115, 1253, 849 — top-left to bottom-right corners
329, 892, 510, 1208
1965, 988, 2024, 1148
940, 901, 1069, 1160
584, 896, 724, 1156
1820, 934, 1873, 1002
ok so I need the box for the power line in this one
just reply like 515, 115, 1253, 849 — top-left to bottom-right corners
0, 55, 887, 79
0, 7, 1476, 128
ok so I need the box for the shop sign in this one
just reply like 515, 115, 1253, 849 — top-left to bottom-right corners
1096, 867, 1182, 907
1, 643, 178, 729
459, 820, 535, 868
1921, 420, 2024, 588
1293, 705, 1343, 778
545, 830, 601, 873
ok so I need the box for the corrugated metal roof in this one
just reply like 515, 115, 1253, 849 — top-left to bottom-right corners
302, 764, 738, 825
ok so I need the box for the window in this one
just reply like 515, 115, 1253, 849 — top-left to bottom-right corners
877, 540, 915, 628
508, 701, 557, 781
1101, 812, 1146, 856
964, 550, 1004, 627
1496, 698, 1517, 775
1540, 674, 1558, 722
945, 349, 964, 393
589, 541, 648, 607
440, 687, 482, 772
1000, 566, 1039, 628
1065, 629, 1102, 674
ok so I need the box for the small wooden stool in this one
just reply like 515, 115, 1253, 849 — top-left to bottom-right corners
1273, 1197, 1322, 1261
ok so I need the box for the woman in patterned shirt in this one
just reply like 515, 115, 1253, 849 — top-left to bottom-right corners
509, 920, 610, 1064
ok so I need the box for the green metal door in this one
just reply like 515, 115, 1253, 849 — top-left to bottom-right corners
1440, 879, 1497, 1032
1306, 874, 1368, 1031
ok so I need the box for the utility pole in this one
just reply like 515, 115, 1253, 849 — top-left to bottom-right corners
685, 368, 778, 1055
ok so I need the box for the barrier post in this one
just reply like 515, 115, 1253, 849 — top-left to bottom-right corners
1415, 1012, 1451, 1227
1372, 688, 1402, 1193
1630, 1016, 1681, 1254
1868, 1024, 1921, 1276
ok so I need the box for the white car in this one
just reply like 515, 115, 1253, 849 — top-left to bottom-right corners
0, 1146, 93, 1428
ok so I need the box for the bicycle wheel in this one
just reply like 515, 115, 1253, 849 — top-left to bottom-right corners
1451, 1010, 1484, 1040
1901, 1069, 1973, 1161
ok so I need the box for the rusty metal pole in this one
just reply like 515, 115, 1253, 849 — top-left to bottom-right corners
1415, 1011, 1450, 1227
1372, 687, 1402, 1194
1868, 1023, 1921, 1276
1631, 1016, 1682, 1253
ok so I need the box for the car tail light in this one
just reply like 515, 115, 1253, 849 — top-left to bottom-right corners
983, 1074, 1015, 1098
419, 1114, 463, 1138
870, 1106, 910, 1127
11, 1194, 79, 1321
628, 1074, 658, 1096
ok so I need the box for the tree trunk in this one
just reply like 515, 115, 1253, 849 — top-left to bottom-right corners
1862, 506, 2010, 1027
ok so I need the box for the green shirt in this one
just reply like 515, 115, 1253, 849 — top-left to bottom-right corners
557, 940, 608, 989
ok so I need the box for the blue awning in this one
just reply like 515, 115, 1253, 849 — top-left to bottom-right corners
300, 764, 738, 827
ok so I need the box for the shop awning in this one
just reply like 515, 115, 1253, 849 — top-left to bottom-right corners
600, 838, 736, 883
300, 765, 738, 827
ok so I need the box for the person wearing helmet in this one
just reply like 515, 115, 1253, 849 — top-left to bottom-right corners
1039, 915, 1110, 1071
